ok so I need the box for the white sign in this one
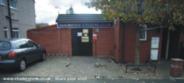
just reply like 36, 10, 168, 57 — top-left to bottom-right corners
81, 36, 89, 43
77, 32, 82, 37
83, 29, 88, 33
150, 49, 159, 61
93, 34, 97, 37
151, 37, 160, 49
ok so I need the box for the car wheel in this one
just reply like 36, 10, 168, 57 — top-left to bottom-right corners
18, 59, 26, 71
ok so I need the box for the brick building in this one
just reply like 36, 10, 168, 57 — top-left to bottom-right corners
27, 14, 163, 63
0, 0, 35, 40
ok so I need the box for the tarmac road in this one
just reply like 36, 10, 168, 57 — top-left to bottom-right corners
0, 79, 184, 83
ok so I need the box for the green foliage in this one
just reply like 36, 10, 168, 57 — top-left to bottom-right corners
86, 0, 184, 29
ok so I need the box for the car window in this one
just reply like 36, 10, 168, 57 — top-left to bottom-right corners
18, 41, 36, 49
11, 40, 24, 49
0, 41, 11, 50
27, 41, 37, 48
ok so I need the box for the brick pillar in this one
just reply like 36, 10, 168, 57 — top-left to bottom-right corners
114, 18, 121, 62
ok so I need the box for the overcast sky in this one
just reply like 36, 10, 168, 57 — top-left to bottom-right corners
35, 0, 101, 25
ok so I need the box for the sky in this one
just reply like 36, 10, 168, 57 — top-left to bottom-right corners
35, 0, 101, 25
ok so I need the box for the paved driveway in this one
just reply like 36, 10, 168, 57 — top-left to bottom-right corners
0, 56, 123, 79
0, 56, 184, 80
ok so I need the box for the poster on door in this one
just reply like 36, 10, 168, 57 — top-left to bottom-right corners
81, 29, 89, 43
81, 36, 89, 43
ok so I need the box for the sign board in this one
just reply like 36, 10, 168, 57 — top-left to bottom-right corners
150, 37, 160, 61
151, 37, 160, 49
93, 34, 97, 42
81, 36, 89, 43
77, 32, 82, 37
83, 29, 88, 33
57, 23, 113, 28
150, 49, 159, 61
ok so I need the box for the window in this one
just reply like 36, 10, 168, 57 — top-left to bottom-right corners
0, 41, 11, 50
27, 41, 37, 48
0, 0, 5, 5
10, 0, 17, 8
3, 27, 8, 39
139, 25, 147, 41
12, 28, 19, 39
18, 41, 28, 48
19, 41, 36, 49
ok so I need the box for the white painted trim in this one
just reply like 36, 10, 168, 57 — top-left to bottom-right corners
139, 27, 147, 41
139, 29, 147, 41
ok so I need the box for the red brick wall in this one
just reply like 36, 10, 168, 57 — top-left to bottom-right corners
92, 28, 114, 57
122, 23, 163, 63
27, 25, 114, 57
59, 28, 72, 56
27, 22, 163, 63
123, 23, 137, 63
113, 18, 122, 62
27, 25, 72, 56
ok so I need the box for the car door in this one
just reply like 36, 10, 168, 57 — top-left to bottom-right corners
17, 40, 33, 64
27, 41, 42, 61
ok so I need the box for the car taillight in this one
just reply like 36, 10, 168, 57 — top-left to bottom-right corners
8, 51, 16, 58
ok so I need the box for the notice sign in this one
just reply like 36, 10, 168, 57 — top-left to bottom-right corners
151, 37, 160, 49
150, 37, 160, 61
81, 36, 89, 43
77, 32, 82, 37
83, 29, 88, 33
150, 49, 159, 61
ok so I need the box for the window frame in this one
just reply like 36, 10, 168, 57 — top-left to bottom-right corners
139, 25, 147, 41
10, 0, 17, 9
0, 0, 5, 5
3, 27, 8, 39
12, 28, 19, 39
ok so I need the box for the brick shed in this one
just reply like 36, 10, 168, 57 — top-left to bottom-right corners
27, 14, 163, 63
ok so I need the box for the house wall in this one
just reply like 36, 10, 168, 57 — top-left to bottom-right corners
0, 0, 35, 40
16, 0, 36, 38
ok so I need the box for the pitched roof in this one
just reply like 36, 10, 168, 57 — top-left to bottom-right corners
56, 14, 112, 23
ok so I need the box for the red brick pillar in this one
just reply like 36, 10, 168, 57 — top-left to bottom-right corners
114, 18, 121, 62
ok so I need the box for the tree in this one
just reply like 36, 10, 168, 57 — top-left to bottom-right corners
87, 0, 184, 26
86, 0, 184, 64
